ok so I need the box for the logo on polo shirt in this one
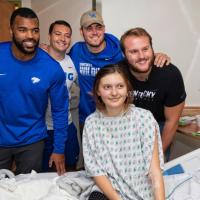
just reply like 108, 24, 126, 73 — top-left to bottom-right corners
31, 77, 40, 84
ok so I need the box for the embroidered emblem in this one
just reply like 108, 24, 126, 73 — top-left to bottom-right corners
31, 77, 40, 84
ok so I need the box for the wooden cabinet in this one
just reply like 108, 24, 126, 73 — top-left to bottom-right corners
0, 0, 15, 42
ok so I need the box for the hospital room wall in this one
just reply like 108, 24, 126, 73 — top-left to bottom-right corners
22, 0, 200, 106
100, 0, 200, 106
22, 0, 91, 51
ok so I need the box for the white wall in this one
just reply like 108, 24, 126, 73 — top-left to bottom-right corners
31, 0, 92, 47
100, 0, 200, 106
22, 0, 31, 8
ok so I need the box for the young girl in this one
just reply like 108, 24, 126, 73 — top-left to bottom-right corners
83, 64, 165, 200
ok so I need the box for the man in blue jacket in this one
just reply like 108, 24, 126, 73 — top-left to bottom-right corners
0, 7, 68, 175
69, 10, 170, 135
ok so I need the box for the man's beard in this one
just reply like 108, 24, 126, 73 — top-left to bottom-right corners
128, 55, 155, 74
13, 35, 39, 55
84, 35, 104, 48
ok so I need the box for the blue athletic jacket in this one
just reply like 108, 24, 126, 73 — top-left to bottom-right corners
69, 33, 124, 123
0, 42, 68, 153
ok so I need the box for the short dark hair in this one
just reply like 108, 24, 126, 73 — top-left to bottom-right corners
93, 64, 133, 111
120, 27, 153, 54
49, 20, 72, 35
10, 7, 38, 27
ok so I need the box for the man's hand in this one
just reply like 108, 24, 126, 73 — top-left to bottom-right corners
49, 153, 66, 175
154, 53, 171, 67
39, 43, 49, 52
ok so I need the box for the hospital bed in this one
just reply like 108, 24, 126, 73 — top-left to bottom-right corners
0, 149, 200, 200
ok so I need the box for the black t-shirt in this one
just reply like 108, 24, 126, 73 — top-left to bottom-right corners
121, 60, 186, 122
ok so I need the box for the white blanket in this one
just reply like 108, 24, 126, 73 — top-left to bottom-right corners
2, 169, 200, 200
0, 170, 81, 200
56, 170, 95, 200
164, 169, 200, 200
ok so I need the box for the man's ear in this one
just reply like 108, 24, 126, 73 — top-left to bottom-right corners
102, 25, 105, 33
10, 27, 13, 38
80, 27, 83, 37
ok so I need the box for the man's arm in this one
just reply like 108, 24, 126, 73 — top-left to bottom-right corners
154, 53, 171, 67
161, 102, 185, 153
50, 66, 69, 175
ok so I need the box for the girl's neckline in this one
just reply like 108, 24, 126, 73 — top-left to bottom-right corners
98, 105, 133, 119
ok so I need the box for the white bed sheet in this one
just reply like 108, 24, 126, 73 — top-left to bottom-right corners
1, 149, 200, 200
164, 148, 200, 173
0, 171, 93, 200
164, 148, 200, 200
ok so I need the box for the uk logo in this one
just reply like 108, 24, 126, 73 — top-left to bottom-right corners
89, 12, 96, 18
31, 77, 40, 84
